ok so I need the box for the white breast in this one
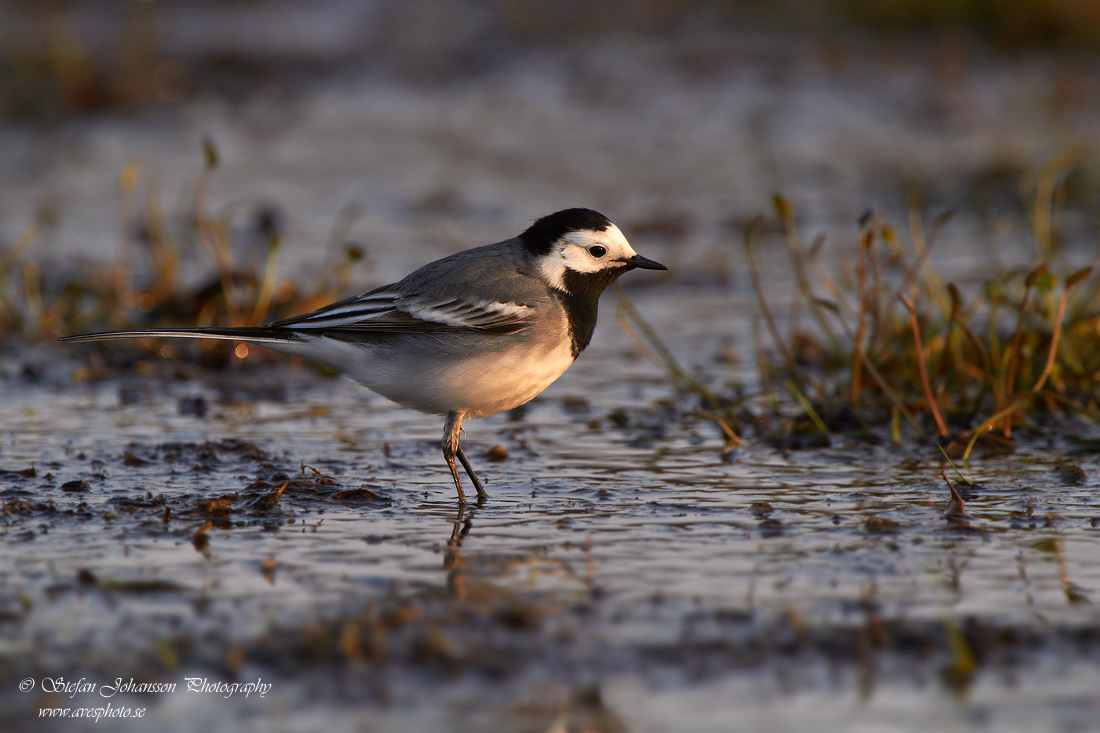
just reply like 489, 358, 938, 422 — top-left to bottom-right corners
443, 337, 576, 418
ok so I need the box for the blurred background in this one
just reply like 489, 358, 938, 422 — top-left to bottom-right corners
2, 0, 1099, 321
5, 6, 1100, 730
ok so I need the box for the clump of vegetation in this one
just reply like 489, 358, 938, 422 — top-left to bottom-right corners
1, 3, 175, 119
0, 138, 367, 365
625, 164, 1100, 462
760, 189, 1096, 461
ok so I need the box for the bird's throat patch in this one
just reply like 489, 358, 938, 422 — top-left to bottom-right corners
554, 268, 625, 357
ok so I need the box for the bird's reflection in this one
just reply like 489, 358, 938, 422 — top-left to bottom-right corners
440, 496, 597, 603
443, 499, 480, 601
434, 501, 630, 731
444, 501, 475, 570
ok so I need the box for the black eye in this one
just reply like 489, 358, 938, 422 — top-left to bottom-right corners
589, 245, 606, 258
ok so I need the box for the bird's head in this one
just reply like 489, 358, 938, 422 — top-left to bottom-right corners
520, 208, 666, 293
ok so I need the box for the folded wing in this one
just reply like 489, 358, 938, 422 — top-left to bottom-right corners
273, 287, 534, 334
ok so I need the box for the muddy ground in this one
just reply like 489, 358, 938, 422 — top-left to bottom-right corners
3, 5, 1100, 731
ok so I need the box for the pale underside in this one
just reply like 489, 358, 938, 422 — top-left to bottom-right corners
267, 328, 576, 417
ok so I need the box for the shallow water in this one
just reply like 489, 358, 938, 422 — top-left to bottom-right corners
4, 12, 1100, 730
3, 287, 1100, 731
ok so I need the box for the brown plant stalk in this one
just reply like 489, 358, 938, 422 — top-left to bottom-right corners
898, 294, 949, 437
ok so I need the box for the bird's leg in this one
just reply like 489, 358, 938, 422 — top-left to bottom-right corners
442, 410, 487, 504
442, 412, 467, 504
456, 446, 487, 500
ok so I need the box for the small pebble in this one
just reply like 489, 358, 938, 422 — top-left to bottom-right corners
1054, 464, 1086, 485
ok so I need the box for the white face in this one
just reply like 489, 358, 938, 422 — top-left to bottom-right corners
537, 224, 639, 290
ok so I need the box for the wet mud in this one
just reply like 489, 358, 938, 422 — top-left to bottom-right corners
4, 9, 1100, 729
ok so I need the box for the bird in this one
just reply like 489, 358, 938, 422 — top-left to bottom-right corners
60, 208, 666, 503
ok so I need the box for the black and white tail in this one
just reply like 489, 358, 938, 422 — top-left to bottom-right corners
59, 327, 302, 345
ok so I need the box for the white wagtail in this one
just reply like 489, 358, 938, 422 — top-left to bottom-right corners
61, 208, 666, 503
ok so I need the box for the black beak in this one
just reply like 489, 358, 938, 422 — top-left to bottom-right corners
621, 254, 668, 271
